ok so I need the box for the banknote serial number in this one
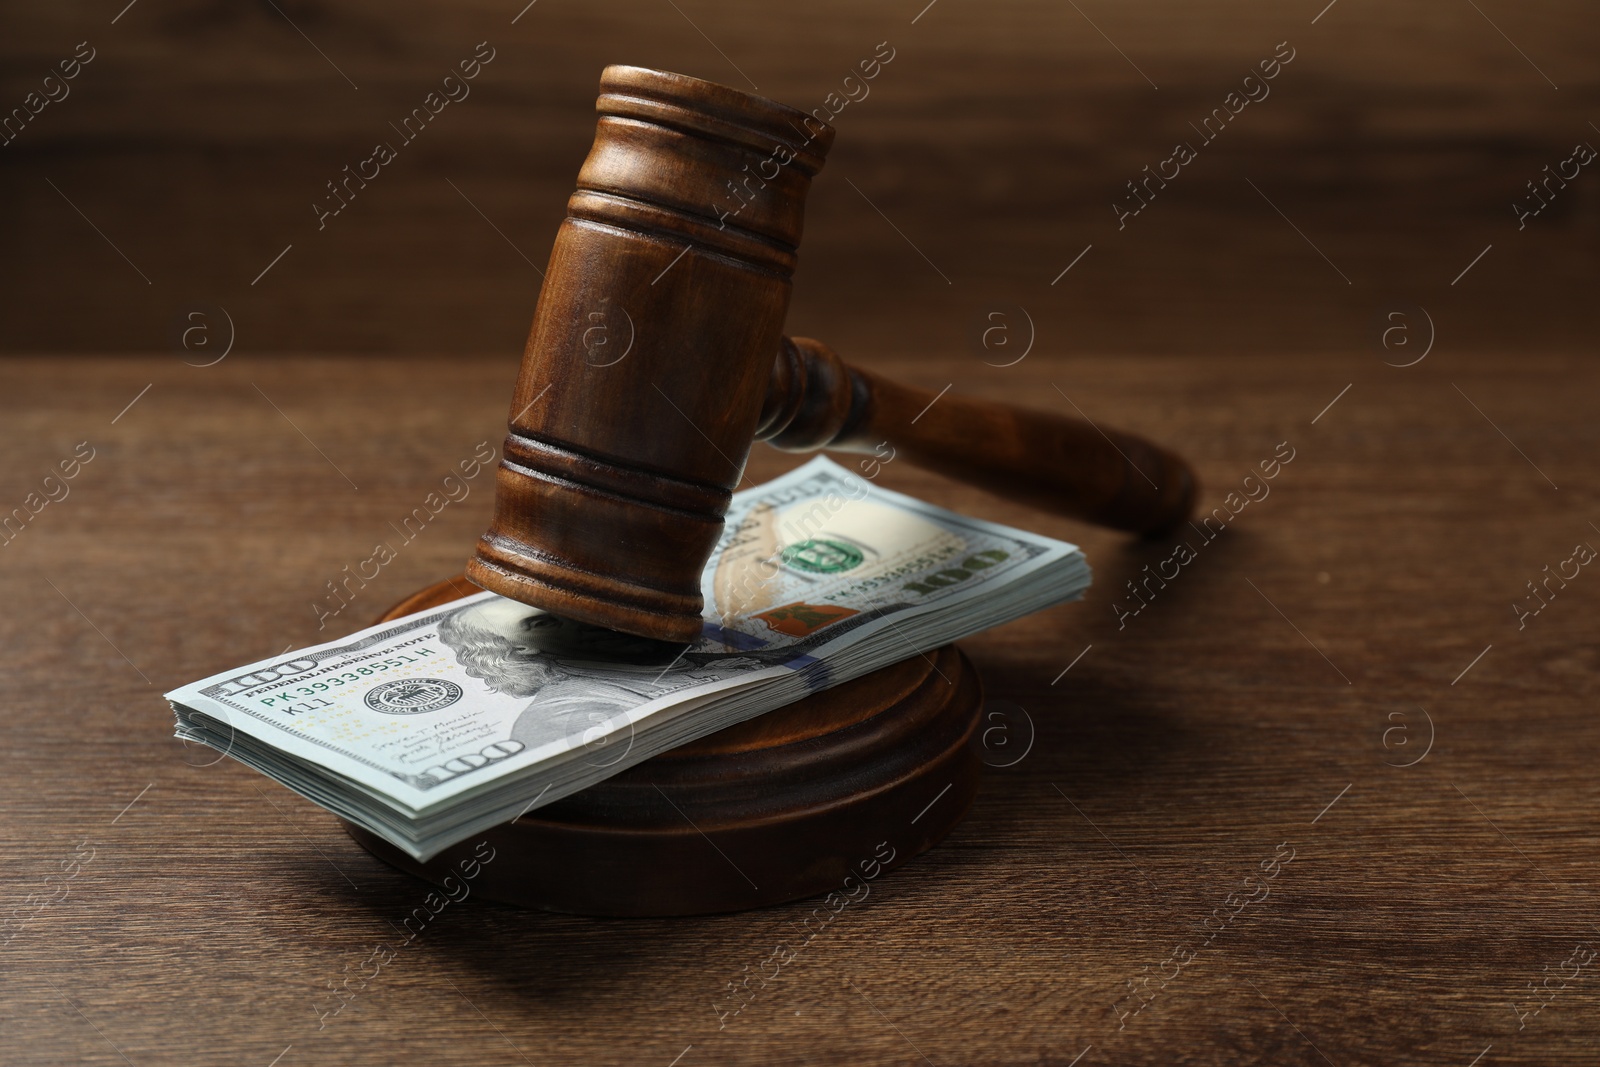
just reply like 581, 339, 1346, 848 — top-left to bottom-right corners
259, 650, 438, 711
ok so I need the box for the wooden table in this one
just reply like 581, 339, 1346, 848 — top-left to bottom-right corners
3, 350, 1596, 1066
5, 0, 1599, 359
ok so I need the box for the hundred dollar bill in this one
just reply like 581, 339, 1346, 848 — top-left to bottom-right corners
169, 456, 1090, 859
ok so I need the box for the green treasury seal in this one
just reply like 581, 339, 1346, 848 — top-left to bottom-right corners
780, 539, 865, 574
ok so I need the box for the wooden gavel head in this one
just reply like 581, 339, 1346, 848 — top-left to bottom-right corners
467, 65, 1197, 643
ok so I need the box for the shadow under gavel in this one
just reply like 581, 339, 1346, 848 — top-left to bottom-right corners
466, 65, 1196, 643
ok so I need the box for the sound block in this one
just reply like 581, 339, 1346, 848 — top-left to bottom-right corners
343, 576, 984, 916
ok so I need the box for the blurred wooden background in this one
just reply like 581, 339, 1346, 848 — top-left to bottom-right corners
1, 0, 1596, 358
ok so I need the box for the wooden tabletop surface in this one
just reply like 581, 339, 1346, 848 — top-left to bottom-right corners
2, 349, 1597, 1066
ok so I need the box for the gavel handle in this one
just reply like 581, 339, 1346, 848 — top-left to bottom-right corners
754, 336, 1197, 536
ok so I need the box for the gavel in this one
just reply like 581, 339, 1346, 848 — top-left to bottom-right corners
466, 65, 1196, 643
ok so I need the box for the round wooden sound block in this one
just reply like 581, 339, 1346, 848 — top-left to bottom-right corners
343, 577, 985, 916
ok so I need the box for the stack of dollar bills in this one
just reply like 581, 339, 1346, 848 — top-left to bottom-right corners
169, 457, 1090, 860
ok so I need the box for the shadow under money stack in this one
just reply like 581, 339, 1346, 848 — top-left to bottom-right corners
169, 65, 1195, 915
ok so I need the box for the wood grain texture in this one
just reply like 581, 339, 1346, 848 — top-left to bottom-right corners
467, 65, 832, 641
1, 0, 1597, 356
1, 349, 1597, 1065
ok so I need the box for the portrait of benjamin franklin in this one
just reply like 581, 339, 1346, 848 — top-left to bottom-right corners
435, 597, 768, 757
